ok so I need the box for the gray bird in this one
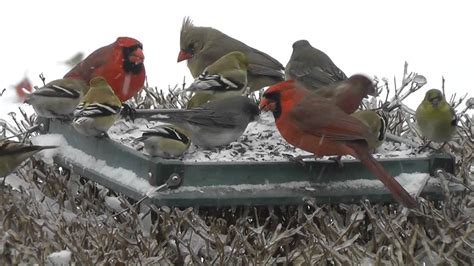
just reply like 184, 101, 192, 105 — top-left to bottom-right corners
285, 40, 347, 90
134, 96, 260, 149
178, 17, 284, 92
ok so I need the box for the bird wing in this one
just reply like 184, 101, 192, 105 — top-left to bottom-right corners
74, 103, 121, 118
187, 71, 244, 92
30, 84, 81, 99
289, 96, 371, 142
142, 126, 189, 143
247, 48, 285, 78
64, 43, 113, 80
165, 109, 239, 128
288, 61, 346, 89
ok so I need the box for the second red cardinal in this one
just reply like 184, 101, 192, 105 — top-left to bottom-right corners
259, 77, 418, 208
64, 37, 146, 102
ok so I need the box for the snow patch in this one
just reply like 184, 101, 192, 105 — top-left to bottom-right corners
163, 181, 312, 194
47, 250, 71, 265
326, 172, 429, 196
32, 134, 156, 195
108, 112, 428, 162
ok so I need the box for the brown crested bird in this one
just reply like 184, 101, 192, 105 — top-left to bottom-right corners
178, 17, 284, 92
313, 74, 376, 114
286, 40, 347, 90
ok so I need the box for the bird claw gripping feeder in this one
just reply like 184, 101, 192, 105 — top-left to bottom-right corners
38, 116, 459, 208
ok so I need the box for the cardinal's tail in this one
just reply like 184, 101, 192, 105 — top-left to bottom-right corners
350, 142, 419, 209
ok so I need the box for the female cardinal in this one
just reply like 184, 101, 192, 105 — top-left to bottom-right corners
178, 17, 283, 92
64, 37, 145, 102
259, 79, 418, 208
314, 74, 376, 114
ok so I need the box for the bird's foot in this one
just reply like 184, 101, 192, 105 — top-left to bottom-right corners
436, 142, 448, 152
417, 141, 432, 153
120, 103, 136, 122
328, 156, 344, 167
96, 132, 110, 139
283, 154, 315, 166
55, 114, 73, 122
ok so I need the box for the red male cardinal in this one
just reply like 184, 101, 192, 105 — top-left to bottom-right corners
259, 79, 418, 208
64, 37, 145, 102
15, 77, 33, 99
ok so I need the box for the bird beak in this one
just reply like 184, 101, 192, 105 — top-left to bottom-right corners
431, 98, 440, 107
367, 84, 377, 97
259, 98, 275, 112
177, 50, 192, 62
128, 48, 145, 64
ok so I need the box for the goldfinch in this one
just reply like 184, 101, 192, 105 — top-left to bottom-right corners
285, 40, 347, 90
178, 17, 284, 92
24, 78, 89, 119
133, 96, 260, 149
0, 139, 57, 177
186, 51, 249, 108
72, 77, 122, 137
136, 124, 191, 158
416, 89, 457, 142
351, 110, 388, 151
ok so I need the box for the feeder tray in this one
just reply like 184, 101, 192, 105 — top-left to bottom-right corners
39, 118, 457, 207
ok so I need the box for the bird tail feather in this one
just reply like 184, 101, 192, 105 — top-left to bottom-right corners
351, 143, 418, 208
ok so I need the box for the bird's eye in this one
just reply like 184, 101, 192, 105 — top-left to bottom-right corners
187, 44, 195, 53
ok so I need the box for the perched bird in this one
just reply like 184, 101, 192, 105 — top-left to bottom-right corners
136, 124, 191, 158
61, 52, 84, 68
259, 80, 418, 208
285, 40, 347, 90
133, 96, 260, 149
64, 37, 145, 102
178, 17, 284, 92
351, 110, 388, 151
24, 78, 89, 119
72, 77, 122, 137
416, 89, 457, 142
315, 74, 375, 114
0, 139, 57, 177
186, 51, 249, 108
14, 77, 33, 99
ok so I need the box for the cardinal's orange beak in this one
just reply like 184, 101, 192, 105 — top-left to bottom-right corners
259, 98, 275, 112
177, 50, 192, 62
129, 48, 145, 64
